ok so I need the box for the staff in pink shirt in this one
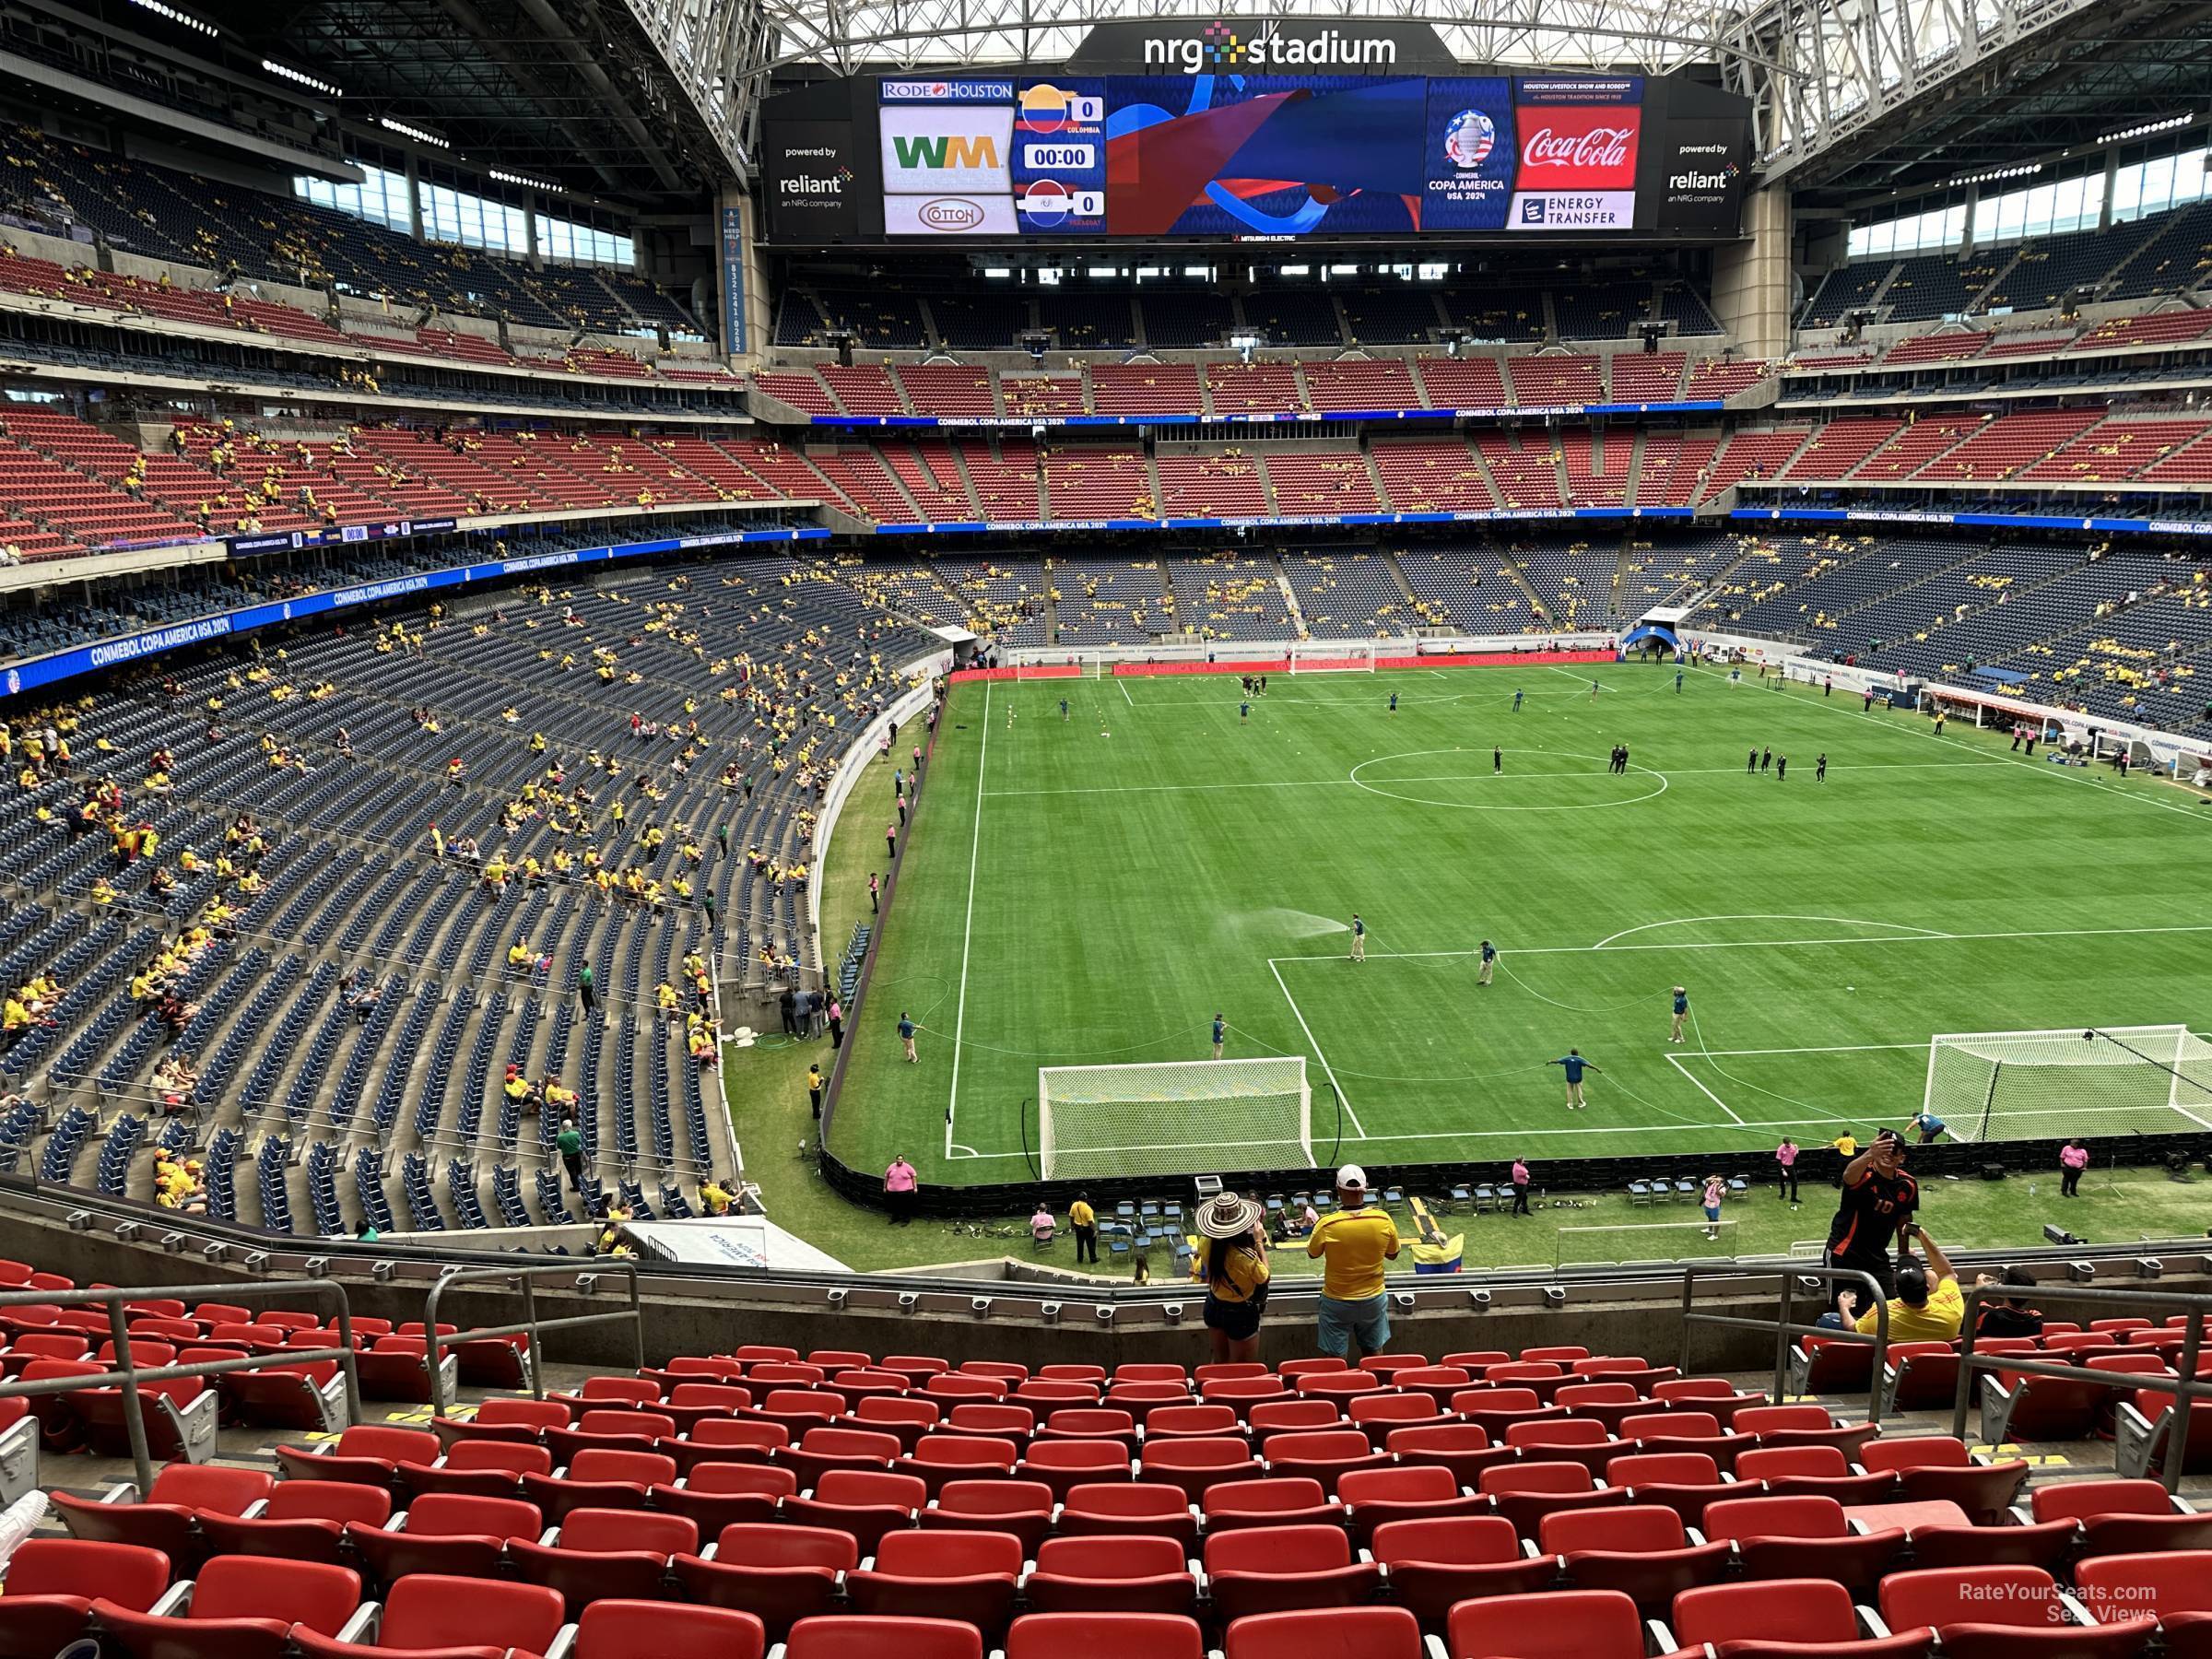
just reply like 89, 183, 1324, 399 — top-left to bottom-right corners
883, 1155, 918, 1226
2058, 1138, 2088, 1198
1775, 1137, 1800, 1206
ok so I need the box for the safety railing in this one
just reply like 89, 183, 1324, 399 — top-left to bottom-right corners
1679, 1260, 1892, 1420
420, 1260, 643, 1418
1950, 1282, 2212, 1492
0, 1278, 361, 1492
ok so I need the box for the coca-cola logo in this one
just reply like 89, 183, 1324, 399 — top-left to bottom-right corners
1522, 125, 1634, 170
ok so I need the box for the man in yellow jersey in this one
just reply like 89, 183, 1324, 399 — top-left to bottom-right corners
1307, 1163, 1400, 1360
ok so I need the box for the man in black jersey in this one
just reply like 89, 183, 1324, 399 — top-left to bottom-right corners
1823, 1128, 1918, 1309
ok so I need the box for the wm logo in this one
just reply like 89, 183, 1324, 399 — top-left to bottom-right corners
890, 134, 999, 170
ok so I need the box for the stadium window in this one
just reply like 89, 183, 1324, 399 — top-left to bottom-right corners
982, 267, 1012, 278
1182, 265, 1212, 279
1417, 262, 1450, 280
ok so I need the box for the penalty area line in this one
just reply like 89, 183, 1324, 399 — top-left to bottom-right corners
1666, 1052, 1745, 1124
1267, 956, 1367, 1139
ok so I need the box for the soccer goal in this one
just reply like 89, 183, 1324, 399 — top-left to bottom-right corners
1926, 1026, 2212, 1144
1288, 644, 1376, 674
1036, 1055, 1316, 1180
1554, 1219, 1740, 1271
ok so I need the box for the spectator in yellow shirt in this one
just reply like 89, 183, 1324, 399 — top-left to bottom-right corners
1068, 1194, 1097, 1265
1835, 1221, 1964, 1342
1306, 1163, 1400, 1361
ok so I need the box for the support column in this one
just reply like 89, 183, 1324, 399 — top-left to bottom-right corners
717, 185, 773, 365
1710, 181, 1792, 359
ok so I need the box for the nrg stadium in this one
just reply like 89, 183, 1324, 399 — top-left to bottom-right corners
0, 3, 2209, 1653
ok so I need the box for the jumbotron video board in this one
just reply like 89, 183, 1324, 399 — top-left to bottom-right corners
762, 21, 1751, 245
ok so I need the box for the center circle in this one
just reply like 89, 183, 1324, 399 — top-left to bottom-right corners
1347, 747, 1671, 813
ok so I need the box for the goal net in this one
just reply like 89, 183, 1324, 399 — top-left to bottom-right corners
1554, 1219, 1740, 1271
1288, 644, 1376, 674
1925, 1026, 2212, 1144
1038, 1055, 1312, 1180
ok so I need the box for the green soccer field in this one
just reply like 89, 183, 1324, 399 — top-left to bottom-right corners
826, 659, 2212, 1189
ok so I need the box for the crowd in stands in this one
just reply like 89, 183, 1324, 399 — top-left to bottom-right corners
0, 126, 699, 337
0, 552, 945, 1234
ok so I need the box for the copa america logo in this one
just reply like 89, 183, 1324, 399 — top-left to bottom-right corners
1522, 126, 1634, 170
1442, 109, 1496, 171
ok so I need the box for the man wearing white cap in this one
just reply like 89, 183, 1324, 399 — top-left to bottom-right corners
1307, 1163, 1400, 1361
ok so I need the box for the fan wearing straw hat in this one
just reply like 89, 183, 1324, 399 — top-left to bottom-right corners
1196, 1192, 1271, 1364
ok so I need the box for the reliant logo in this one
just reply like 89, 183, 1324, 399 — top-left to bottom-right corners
1522, 126, 1634, 171
780, 171, 852, 196
889, 133, 1001, 171
1667, 169, 1736, 191
1141, 19, 1399, 73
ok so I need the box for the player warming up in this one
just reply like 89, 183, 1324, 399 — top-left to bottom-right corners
1548, 1048, 1600, 1110
1059, 698, 1068, 722
1388, 691, 1398, 715
1670, 985, 1688, 1043
1512, 688, 1524, 712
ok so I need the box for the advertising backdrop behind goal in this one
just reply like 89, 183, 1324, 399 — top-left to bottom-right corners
1036, 1055, 1320, 1181
1926, 1026, 2212, 1144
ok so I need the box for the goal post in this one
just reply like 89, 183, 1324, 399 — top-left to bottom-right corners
1037, 1055, 1313, 1181
1288, 644, 1376, 674
1925, 1026, 2212, 1144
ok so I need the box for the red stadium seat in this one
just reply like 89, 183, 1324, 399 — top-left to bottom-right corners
198, 1479, 393, 1567
2030, 1478, 2212, 1557
846, 1527, 1022, 1638
1443, 1588, 1649, 1659
1337, 1464, 1488, 1547
1701, 1493, 1905, 1595
1856, 1435, 2029, 1522
1385, 1422, 1517, 1484
1024, 1535, 1198, 1618
290, 1573, 564, 1659
2075, 1552, 2212, 1659
1735, 1404, 1879, 1459
649, 1459, 794, 1530
1546, 1502, 1731, 1615
782, 1614, 982, 1659
1204, 1523, 1382, 1624
573, 1600, 763, 1659
1057, 1482, 1199, 1549
1263, 1428, 1391, 1493
782, 1469, 925, 1556
918, 1479, 1054, 1554
1480, 1460, 1628, 1536
1668, 1578, 1932, 1659
1018, 1439, 1131, 1500
1733, 1444, 1897, 1505
1879, 1565, 2155, 1659
344, 1491, 543, 1587
509, 1504, 697, 1614
53, 1463, 272, 1573
88, 1556, 361, 1659
1201, 1476, 1344, 1534
1009, 1612, 1203, 1659
1370, 1515, 1557, 1629
1606, 1451, 1733, 1528
1145, 1405, 1243, 1441
894, 1435, 1018, 1497
1226, 1606, 1423, 1659
673, 1523, 855, 1641
0, 1539, 171, 1659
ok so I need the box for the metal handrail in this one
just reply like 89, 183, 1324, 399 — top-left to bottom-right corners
1679, 1260, 1891, 1420
419, 1261, 643, 1417
0, 1278, 361, 1492
1950, 1282, 2212, 1492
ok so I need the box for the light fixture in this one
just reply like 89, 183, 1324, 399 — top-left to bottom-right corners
489, 168, 556, 193
1950, 161, 2042, 188
2098, 113, 2193, 147
379, 115, 450, 150
128, 0, 216, 34
263, 59, 341, 97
